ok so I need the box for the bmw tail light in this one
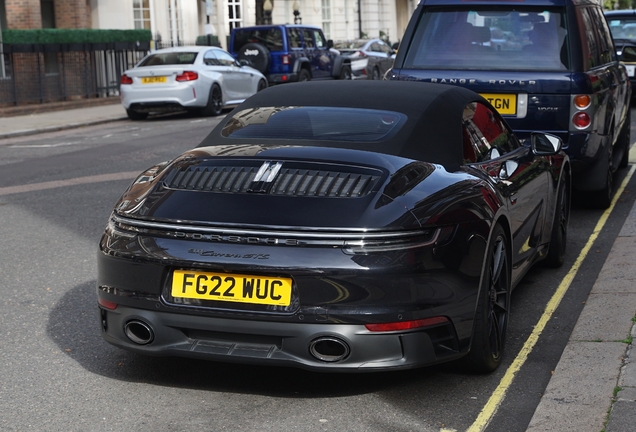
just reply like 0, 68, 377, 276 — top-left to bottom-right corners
572, 112, 591, 129
365, 317, 449, 332
121, 74, 133, 85
176, 71, 198, 82
282, 54, 290, 65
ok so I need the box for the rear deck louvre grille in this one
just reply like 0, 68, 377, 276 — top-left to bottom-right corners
164, 166, 258, 193
271, 170, 377, 197
163, 165, 380, 197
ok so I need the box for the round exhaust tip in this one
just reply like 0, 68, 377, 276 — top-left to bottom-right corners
309, 337, 350, 362
124, 320, 154, 345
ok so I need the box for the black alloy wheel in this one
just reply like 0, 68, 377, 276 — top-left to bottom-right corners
544, 174, 570, 268
463, 223, 510, 373
257, 79, 268, 92
200, 84, 223, 117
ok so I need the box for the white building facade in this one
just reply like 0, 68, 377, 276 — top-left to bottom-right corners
90, 0, 419, 50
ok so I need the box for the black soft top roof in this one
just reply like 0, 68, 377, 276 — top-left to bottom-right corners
199, 81, 487, 171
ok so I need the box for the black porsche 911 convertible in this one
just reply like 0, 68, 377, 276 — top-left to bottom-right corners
97, 81, 570, 373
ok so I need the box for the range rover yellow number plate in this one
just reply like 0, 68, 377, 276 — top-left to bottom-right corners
480, 93, 517, 115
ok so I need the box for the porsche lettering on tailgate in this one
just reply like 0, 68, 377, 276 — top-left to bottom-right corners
171, 269, 292, 306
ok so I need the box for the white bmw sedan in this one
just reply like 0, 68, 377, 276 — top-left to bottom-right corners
120, 46, 267, 120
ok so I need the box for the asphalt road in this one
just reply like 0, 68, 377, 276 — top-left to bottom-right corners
1, 112, 634, 431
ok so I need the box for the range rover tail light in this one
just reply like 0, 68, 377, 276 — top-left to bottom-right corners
572, 112, 591, 129
574, 94, 591, 109
570, 94, 594, 132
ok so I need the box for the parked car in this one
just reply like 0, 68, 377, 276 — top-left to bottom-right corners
606, 9, 636, 88
229, 24, 352, 84
334, 39, 395, 80
389, 0, 631, 208
97, 81, 570, 373
120, 46, 267, 121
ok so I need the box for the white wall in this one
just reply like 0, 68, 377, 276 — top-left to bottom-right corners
90, 0, 415, 48
91, 0, 204, 45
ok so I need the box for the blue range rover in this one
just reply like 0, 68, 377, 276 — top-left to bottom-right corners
390, 0, 631, 208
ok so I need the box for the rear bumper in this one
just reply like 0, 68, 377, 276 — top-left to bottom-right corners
120, 84, 204, 110
99, 304, 463, 372
128, 102, 191, 113
267, 73, 298, 84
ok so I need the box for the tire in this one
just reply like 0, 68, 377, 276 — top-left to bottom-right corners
257, 79, 268, 92
544, 174, 570, 268
339, 65, 352, 80
237, 43, 270, 74
618, 106, 631, 169
126, 109, 148, 121
200, 84, 223, 117
298, 68, 311, 82
462, 223, 510, 373
372, 67, 380, 80
588, 161, 613, 209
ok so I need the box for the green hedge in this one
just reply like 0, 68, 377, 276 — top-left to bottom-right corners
1, 29, 152, 44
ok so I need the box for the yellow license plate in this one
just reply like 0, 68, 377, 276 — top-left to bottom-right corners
171, 269, 292, 306
141, 76, 167, 84
480, 93, 517, 115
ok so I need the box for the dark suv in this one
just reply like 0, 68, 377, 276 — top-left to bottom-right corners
229, 24, 352, 84
605, 9, 636, 91
390, 0, 631, 208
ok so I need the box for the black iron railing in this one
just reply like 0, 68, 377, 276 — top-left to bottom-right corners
0, 41, 150, 106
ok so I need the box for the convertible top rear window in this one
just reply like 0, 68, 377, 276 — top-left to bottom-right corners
138, 52, 197, 66
222, 107, 407, 142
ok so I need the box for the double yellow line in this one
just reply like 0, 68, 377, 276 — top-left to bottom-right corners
467, 158, 636, 432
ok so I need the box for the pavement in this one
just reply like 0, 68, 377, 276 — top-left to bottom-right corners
1, 101, 635, 432
0, 98, 127, 139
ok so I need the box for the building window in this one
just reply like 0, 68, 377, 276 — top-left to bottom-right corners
167, 0, 184, 45
133, 0, 151, 30
228, 0, 242, 31
321, 0, 331, 39
40, 0, 58, 74
41, 0, 55, 28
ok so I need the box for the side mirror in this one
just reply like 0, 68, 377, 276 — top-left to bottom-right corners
327, 39, 334, 49
531, 132, 562, 155
621, 45, 636, 62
